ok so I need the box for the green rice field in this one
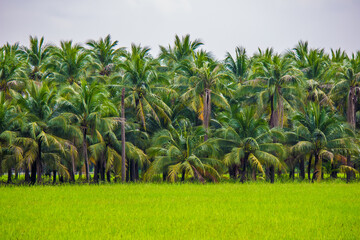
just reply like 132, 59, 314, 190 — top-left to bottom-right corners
1, 183, 360, 239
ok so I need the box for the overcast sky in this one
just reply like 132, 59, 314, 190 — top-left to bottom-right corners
0, 0, 359, 59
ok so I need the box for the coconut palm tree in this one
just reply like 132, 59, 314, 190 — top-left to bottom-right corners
178, 51, 231, 140
0, 43, 26, 98
224, 46, 251, 85
291, 103, 356, 181
330, 51, 360, 129
89, 127, 147, 182
159, 34, 203, 68
86, 34, 125, 79
145, 119, 221, 182
0, 91, 22, 183
13, 82, 69, 183
20, 36, 52, 82
59, 80, 117, 181
118, 44, 172, 130
288, 42, 333, 107
218, 107, 284, 183
251, 51, 301, 128
50, 41, 89, 85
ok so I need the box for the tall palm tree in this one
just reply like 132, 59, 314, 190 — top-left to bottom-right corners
288, 42, 332, 107
291, 103, 355, 181
330, 51, 360, 129
159, 34, 203, 68
50, 41, 89, 85
246, 51, 301, 128
20, 36, 52, 82
86, 34, 125, 78
59, 80, 117, 181
146, 120, 221, 182
224, 46, 251, 85
178, 52, 231, 140
119, 44, 172, 130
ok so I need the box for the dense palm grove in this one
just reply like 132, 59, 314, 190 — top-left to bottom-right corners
0, 35, 359, 184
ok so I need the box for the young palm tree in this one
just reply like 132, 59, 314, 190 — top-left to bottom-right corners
219, 107, 284, 183
146, 120, 221, 182
89, 127, 147, 182
0, 91, 21, 183
13, 82, 69, 183
291, 103, 356, 181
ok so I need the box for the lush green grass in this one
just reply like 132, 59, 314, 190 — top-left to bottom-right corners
1, 183, 360, 239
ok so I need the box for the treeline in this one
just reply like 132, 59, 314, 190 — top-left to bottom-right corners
0, 34, 359, 184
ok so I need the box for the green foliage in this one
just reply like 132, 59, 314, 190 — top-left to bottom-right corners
0, 35, 359, 184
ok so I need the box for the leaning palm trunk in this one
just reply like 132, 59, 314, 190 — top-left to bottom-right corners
347, 87, 357, 129
121, 88, 126, 183
203, 88, 211, 141
82, 128, 90, 181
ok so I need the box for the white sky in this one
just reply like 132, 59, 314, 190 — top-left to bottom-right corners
0, 0, 359, 59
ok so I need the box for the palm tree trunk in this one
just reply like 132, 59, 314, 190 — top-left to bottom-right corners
82, 128, 90, 181
14, 169, 18, 180
106, 170, 111, 182
130, 159, 135, 182
330, 162, 338, 179
240, 157, 247, 183
347, 155, 353, 183
94, 161, 99, 183
300, 157, 305, 180
7, 168, 12, 183
163, 170, 168, 182
100, 154, 105, 181
203, 89, 211, 141
135, 161, 139, 180
347, 87, 357, 129
30, 161, 36, 184
269, 165, 275, 183
312, 152, 321, 182
52, 170, 56, 184
36, 139, 42, 183
70, 144, 76, 182
229, 166, 235, 179
25, 166, 30, 183
121, 88, 126, 183
181, 169, 186, 182
307, 154, 312, 181
269, 92, 284, 128
252, 168, 256, 181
